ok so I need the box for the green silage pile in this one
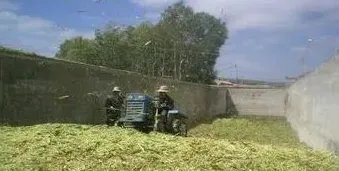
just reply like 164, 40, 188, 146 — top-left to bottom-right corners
0, 117, 338, 171
189, 116, 303, 148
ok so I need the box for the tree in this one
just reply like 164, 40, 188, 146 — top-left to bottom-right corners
54, 2, 228, 84
156, 2, 228, 83
94, 23, 131, 69
128, 22, 156, 74
55, 36, 98, 64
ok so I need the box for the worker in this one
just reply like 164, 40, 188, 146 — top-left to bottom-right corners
154, 85, 174, 131
104, 86, 125, 126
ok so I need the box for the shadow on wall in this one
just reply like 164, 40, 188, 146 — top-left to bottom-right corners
189, 89, 239, 130
0, 93, 105, 126
226, 89, 239, 116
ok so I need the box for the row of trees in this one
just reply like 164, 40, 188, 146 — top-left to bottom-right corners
55, 2, 228, 84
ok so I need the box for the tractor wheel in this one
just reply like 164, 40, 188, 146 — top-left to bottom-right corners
172, 119, 187, 137
178, 121, 188, 137
172, 119, 180, 135
106, 119, 115, 127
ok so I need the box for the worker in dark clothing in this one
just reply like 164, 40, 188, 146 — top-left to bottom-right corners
154, 85, 174, 131
105, 86, 125, 126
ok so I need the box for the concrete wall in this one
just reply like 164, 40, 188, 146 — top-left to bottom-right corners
228, 88, 286, 116
0, 53, 228, 127
285, 54, 339, 153
0, 51, 288, 129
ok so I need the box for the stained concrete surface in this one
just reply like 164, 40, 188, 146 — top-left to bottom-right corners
0, 53, 230, 128
0, 52, 287, 136
285, 53, 339, 153
228, 88, 286, 116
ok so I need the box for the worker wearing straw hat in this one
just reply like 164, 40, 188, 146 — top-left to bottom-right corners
156, 85, 174, 109
104, 86, 125, 126
155, 85, 174, 130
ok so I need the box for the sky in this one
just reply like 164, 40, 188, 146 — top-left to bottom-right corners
0, 0, 339, 82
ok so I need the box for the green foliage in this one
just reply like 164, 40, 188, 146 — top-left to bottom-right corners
1, 117, 338, 170
55, 36, 98, 64
0, 46, 41, 58
55, 2, 228, 84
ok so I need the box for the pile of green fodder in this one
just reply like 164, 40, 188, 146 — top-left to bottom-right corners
189, 116, 303, 148
1, 122, 338, 171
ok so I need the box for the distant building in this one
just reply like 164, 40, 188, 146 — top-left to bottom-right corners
285, 71, 311, 81
214, 79, 233, 86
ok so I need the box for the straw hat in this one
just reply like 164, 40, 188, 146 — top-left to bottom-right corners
112, 86, 121, 92
157, 85, 169, 93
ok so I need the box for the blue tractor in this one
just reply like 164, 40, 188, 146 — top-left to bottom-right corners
116, 93, 155, 132
116, 92, 189, 136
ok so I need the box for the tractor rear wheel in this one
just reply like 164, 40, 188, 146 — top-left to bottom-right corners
179, 121, 188, 137
172, 119, 188, 137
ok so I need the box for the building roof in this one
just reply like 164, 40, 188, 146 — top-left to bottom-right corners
215, 79, 233, 85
